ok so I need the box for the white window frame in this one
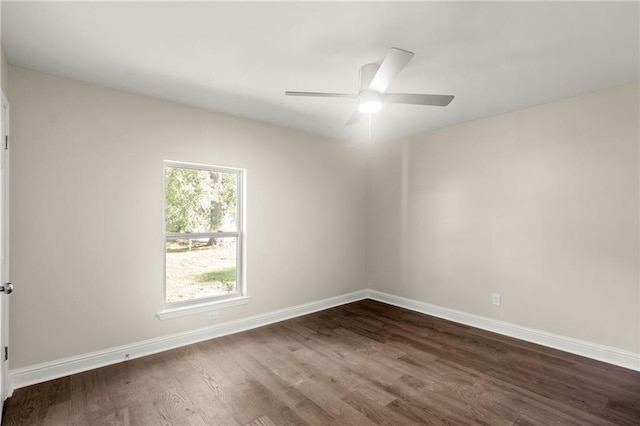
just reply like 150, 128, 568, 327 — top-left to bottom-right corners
158, 160, 248, 320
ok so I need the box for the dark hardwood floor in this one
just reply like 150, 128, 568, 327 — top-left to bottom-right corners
3, 299, 640, 425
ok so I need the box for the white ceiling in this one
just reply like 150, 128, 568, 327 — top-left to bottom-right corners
2, 1, 639, 143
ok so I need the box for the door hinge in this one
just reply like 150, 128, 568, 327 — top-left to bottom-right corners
4, 346, 7, 361
4, 135, 7, 150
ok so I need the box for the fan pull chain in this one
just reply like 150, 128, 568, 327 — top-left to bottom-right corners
368, 113, 372, 141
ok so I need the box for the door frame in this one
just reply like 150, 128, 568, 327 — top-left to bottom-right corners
1, 91, 10, 405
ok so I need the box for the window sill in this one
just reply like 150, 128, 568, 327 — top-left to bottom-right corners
157, 296, 251, 320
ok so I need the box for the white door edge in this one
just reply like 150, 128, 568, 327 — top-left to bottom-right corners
1, 91, 10, 405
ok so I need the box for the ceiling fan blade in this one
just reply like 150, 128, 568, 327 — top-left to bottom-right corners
346, 110, 363, 126
383, 93, 455, 107
367, 47, 414, 93
285, 91, 357, 98
358, 63, 380, 91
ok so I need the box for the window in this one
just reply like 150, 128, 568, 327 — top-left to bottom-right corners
163, 161, 244, 312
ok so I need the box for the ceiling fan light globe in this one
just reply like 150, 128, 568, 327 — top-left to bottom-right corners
358, 101, 383, 114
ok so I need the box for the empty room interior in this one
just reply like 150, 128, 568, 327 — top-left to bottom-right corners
0, 1, 638, 425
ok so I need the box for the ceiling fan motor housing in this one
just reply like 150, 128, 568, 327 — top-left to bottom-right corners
358, 91, 383, 113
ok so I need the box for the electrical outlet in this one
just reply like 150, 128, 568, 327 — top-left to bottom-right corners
492, 293, 501, 306
208, 311, 220, 320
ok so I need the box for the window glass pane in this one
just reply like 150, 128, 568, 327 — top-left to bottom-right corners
165, 166, 238, 233
165, 237, 238, 304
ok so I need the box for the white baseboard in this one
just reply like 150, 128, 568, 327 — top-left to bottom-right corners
9, 289, 639, 395
367, 290, 640, 372
8, 290, 369, 395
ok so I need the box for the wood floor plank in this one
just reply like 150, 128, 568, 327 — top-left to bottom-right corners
244, 415, 277, 426
167, 346, 239, 425
4, 299, 639, 425
233, 348, 336, 424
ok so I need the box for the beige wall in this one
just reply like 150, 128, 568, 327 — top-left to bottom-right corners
8, 66, 368, 368
7, 63, 639, 370
1, 47, 9, 97
0, 0, 8, 98
368, 83, 640, 352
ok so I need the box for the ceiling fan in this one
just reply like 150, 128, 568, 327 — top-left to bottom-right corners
285, 47, 454, 125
